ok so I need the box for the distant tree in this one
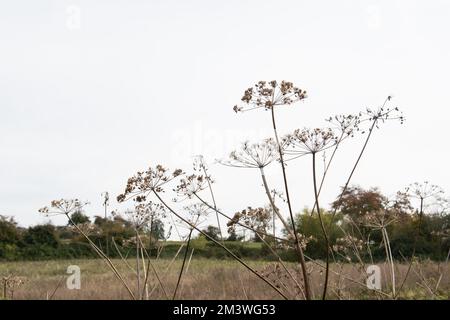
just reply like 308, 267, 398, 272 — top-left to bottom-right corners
0, 215, 21, 244
149, 218, 165, 241
294, 208, 344, 258
226, 229, 244, 242
202, 225, 221, 241
331, 186, 386, 220
69, 211, 91, 225
23, 224, 60, 248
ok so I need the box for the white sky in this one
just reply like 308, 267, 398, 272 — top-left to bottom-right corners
1, 0, 449, 238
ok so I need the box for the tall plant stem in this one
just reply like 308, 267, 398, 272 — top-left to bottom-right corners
270, 107, 311, 300
260, 167, 292, 235
136, 230, 141, 299
329, 120, 377, 225
382, 227, 396, 297
154, 191, 289, 300
202, 165, 224, 241
312, 152, 330, 300
311, 132, 345, 214
173, 228, 193, 300
254, 228, 305, 299
66, 215, 136, 299
137, 235, 168, 300
330, 96, 392, 224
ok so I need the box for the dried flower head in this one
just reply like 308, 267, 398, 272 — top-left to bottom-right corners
220, 139, 278, 169
192, 155, 215, 185
38, 199, 89, 217
405, 181, 445, 201
1, 275, 26, 299
183, 203, 211, 226
283, 128, 338, 158
227, 207, 271, 233
233, 80, 307, 113
333, 235, 364, 253
117, 165, 183, 203
326, 113, 362, 138
114, 201, 166, 230
175, 174, 210, 198
258, 263, 296, 292
285, 233, 315, 251
360, 97, 405, 129
361, 209, 399, 229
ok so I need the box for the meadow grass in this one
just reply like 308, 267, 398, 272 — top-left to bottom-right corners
1, 258, 448, 300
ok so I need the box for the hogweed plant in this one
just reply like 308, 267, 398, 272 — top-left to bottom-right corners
35, 81, 416, 300
39, 199, 136, 299
282, 127, 340, 299
234, 80, 312, 299
118, 164, 289, 299
1, 275, 25, 300
192, 156, 223, 241
362, 206, 401, 298
405, 181, 445, 217
113, 201, 166, 299
219, 139, 292, 234
172, 203, 209, 300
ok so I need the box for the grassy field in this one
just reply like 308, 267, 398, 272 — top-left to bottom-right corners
0, 258, 448, 300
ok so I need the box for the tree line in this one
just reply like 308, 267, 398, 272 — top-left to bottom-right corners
1, 186, 448, 261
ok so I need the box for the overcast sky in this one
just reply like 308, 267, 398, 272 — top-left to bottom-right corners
1, 0, 449, 238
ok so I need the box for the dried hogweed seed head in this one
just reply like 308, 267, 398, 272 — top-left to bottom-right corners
233, 80, 307, 113
219, 138, 279, 169
326, 113, 362, 138
175, 173, 210, 198
38, 199, 88, 217
283, 127, 338, 158
405, 181, 445, 201
227, 206, 272, 239
116, 201, 166, 230
117, 165, 184, 203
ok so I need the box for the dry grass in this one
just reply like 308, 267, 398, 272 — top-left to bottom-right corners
1, 259, 448, 300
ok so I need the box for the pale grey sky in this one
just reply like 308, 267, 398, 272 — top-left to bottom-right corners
1, 0, 449, 236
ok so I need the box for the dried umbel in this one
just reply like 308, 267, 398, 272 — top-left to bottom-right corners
227, 207, 271, 234
233, 80, 307, 113
326, 114, 362, 138
175, 174, 210, 198
285, 233, 314, 251
114, 202, 166, 230
283, 128, 338, 158
117, 165, 183, 203
220, 139, 278, 169
360, 100, 405, 129
39, 199, 89, 217
361, 209, 399, 229
334, 235, 364, 251
1, 275, 26, 299
184, 203, 211, 226
259, 263, 294, 292
333, 236, 364, 262
405, 181, 445, 201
